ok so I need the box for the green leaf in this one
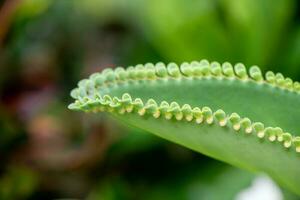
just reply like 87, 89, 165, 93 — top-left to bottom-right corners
69, 60, 300, 195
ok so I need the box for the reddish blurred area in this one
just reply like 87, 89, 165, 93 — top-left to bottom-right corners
0, 1, 125, 198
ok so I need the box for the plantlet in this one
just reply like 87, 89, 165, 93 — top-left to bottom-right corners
68, 60, 300, 195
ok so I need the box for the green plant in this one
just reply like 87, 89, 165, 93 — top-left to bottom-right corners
68, 60, 300, 195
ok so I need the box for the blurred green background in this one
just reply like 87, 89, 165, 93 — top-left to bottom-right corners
0, 0, 299, 199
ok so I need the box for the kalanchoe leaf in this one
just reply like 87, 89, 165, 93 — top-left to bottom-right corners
68, 60, 300, 195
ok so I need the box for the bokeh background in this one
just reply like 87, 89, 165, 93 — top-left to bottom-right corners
0, 0, 299, 199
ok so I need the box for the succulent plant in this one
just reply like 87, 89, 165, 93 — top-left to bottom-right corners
69, 60, 300, 195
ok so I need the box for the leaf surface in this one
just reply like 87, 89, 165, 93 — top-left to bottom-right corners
69, 60, 300, 195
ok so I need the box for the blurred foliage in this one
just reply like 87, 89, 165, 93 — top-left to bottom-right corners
0, 0, 299, 199
0, 166, 38, 200
87, 162, 254, 200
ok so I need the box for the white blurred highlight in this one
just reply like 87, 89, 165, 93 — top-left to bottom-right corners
235, 176, 283, 200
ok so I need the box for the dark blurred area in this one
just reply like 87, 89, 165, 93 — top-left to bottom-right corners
0, 0, 299, 199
